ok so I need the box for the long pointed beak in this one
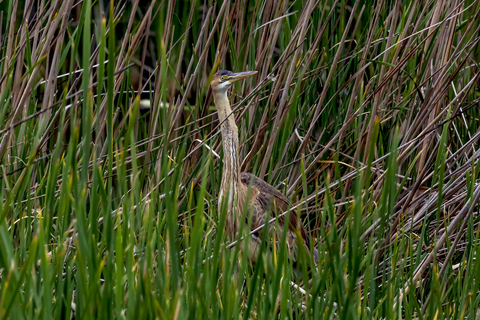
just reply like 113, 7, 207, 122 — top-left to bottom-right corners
228, 71, 258, 83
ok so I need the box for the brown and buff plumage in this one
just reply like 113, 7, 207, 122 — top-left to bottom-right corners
211, 70, 318, 265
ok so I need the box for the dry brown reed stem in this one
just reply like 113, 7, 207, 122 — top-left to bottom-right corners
396, 183, 480, 310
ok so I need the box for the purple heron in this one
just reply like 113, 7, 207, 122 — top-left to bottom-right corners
210, 70, 318, 266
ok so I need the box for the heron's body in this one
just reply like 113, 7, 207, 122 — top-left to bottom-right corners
211, 70, 317, 265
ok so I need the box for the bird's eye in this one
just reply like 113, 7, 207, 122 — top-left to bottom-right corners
220, 76, 226, 81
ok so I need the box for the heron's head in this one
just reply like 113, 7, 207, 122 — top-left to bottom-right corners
210, 70, 257, 94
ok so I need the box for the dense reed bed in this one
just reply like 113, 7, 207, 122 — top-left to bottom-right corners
1, 0, 480, 318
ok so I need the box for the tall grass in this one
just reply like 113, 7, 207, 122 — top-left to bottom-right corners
1, 0, 480, 318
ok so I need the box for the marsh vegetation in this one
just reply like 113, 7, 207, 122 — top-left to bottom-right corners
0, 0, 480, 318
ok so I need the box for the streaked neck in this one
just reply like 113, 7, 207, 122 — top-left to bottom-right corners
213, 90, 240, 207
